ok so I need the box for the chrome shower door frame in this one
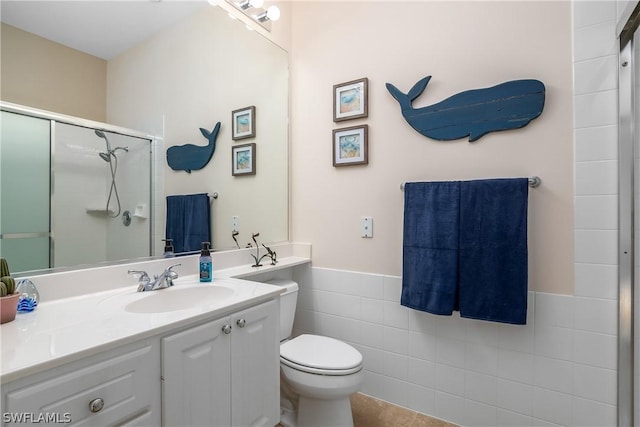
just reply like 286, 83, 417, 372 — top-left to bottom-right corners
618, 38, 635, 427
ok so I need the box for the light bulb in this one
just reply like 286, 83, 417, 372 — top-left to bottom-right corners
266, 5, 280, 21
250, 0, 264, 8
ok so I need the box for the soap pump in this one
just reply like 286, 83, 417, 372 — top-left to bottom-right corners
199, 242, 212, 282
162, 239, 175, 258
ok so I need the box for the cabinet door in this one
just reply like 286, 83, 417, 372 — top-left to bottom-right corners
162, 316, 232, 427
231, 300, 279, 427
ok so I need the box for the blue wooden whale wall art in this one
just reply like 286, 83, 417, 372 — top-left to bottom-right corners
386, 76, 545, 142
166, 122, 221, 173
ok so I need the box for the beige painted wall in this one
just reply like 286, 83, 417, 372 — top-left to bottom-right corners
290, 1, 574, 295
0, 23, 106, 122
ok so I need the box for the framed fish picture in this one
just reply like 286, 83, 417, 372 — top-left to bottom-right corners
333, 78, 368, 122
333, 125, 368, 167
232, 143, 256, 176
232, 106, 256, 140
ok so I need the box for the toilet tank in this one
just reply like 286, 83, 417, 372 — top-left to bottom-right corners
265, 279, 299, 341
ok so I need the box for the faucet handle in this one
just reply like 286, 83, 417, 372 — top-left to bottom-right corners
128, 270, 150, 292
165, 263, 181, 272
165, 263, 181, 276
128, 270, 149, 281
165, 263, 181, 285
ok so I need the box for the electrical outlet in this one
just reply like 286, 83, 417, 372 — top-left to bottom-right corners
361, 216, 373, 238
232, 215, 239, 232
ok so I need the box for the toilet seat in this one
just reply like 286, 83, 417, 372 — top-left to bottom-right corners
280, 334, 363, 376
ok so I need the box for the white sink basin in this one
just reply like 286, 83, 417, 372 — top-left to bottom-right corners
124, 285, 235, 314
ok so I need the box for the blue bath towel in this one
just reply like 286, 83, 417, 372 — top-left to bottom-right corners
458, 178, 528, 324
166, 193, 211, 253
401, 178, 529, 324
401, 181, 460, 315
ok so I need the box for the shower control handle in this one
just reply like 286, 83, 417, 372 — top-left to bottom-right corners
236, 318, 246, 328
222, 324, 232, 334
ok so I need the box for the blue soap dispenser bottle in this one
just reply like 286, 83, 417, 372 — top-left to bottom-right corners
199, 242, 212, 282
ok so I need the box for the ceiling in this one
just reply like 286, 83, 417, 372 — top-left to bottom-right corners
0, 1, 208, 60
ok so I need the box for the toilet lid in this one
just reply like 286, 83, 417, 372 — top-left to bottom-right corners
280, 334, 363, 373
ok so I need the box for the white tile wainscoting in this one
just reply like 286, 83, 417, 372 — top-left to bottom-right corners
291, 265, 616, 427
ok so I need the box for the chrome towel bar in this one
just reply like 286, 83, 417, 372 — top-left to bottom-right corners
400, 176, 541, 191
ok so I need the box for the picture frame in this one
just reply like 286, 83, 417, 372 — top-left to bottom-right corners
332, 125, 368, 167
232, 106, 256, 140
333, 78, 368, 122
232, 143, 256, 176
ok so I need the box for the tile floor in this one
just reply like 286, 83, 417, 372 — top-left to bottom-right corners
276, 392, 457, 427
350, 393, 457, 427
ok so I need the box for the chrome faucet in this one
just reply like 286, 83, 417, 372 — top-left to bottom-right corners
128, 263, 181, 292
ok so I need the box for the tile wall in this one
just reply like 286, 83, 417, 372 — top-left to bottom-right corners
573, 0, 621, 422
292, 266, 616, 427
289, 2, 624, 426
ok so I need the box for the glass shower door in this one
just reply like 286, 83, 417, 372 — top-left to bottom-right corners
0, 111, 51, 272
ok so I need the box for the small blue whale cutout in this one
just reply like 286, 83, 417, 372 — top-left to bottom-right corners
166, 122, 221, 173
386, 76, 545, 142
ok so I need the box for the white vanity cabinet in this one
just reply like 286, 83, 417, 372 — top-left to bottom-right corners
161, 299, 279, 427
2, 340, 160, 426
1, 272, 291, 427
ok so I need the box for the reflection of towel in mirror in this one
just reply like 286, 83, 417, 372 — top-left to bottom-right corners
166, 194, 211, 253
401, 178, 529, 325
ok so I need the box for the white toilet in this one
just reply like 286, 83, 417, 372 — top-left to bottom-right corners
267, 279, 364, 427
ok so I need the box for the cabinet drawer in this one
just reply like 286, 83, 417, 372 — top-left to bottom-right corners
4, 341, 159, 426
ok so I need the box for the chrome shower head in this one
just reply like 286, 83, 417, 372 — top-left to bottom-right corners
99, 152, 111, 162
95, 129, 113, 154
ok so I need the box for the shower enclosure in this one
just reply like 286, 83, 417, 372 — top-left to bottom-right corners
0, 105, 152, 273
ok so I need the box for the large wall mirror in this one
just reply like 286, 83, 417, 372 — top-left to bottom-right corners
0, 1, 289, 274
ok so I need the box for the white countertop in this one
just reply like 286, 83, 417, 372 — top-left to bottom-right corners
1, 251, 311, 384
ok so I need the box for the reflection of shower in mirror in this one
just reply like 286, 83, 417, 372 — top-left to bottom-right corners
0, 109, 153, 273
95, 130, 128, 218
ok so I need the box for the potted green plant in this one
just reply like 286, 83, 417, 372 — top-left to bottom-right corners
0, 258, 20, 324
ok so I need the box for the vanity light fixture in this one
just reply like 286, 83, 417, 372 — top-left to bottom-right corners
225, 0, 280, 31
256, 5, 280, 22
238, 0, 264, 10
